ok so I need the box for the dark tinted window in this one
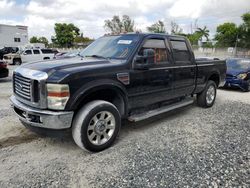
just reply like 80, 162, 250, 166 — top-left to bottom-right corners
14, 38, 21, 42
33, 50, 40, 54
41, 49, 53, 54
25, 50, 32, 54
170, 40, 191, 62
139, 39, 168, 64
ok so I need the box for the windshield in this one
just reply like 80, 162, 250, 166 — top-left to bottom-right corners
80, 35, 140, 59
226, 59, 250, 70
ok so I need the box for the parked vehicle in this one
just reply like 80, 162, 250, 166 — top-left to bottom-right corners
224, 58, 250, 91
0, 47, 19, 60
21, 49, 55, 63
0, 60, 9, 78
4, 49, 55, 65
3, 52, 22, 65
10, 33, 226, 152
54, 51, 80, 59
196, 57, 220, 61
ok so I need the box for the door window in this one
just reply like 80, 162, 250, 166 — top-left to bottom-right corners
139, 39, 169, 64
170, 40, 191, 63
24, 50, 32, 55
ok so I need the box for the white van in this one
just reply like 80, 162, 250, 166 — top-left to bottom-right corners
21, 49, 55, 63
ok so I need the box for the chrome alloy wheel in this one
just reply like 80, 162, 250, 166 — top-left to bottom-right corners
206, 85, 215, 104
87, 111, 116, 145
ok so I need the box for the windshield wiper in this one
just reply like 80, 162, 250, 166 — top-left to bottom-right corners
85, 55, 109, 60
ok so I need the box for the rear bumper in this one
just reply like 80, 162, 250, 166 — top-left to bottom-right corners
10, 95, 74, 129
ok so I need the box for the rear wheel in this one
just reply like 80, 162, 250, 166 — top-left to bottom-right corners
197, 80, 217, 108
72, 100, 121, 152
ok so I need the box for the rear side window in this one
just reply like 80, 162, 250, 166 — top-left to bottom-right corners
41, 49, 53, 54
139, 39, 168, 64
33, 50, 40, 54
170, 40, 191, 62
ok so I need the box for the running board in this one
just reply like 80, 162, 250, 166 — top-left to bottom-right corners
128, 98, 194, 122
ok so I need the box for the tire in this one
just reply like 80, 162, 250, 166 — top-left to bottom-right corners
43, 57, 50, 60
72, 100, 121, 152
197, 80, 217, 108
245, 80, 250, 92
13, 58, 22, 65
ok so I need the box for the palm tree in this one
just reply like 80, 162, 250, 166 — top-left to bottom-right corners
196, 26, 209, 41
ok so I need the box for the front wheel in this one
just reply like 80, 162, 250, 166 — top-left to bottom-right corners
245, 80, 250, 92
13, 58, 22, 65
197, 80, 217, 108
72, 100, 121, 152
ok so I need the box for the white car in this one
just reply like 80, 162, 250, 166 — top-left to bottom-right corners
21, 49, 55, 63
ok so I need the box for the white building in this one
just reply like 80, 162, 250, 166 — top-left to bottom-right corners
0, 24, 28, 48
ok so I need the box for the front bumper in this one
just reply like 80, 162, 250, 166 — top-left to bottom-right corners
4, 59, 12, 65
0, 68, 9, 78
224, 78, 249, 91
10, 95, 74, 129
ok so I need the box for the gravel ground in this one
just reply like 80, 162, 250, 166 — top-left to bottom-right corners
0, 66, 249, 187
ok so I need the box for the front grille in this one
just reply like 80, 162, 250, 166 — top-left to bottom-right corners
226, 74, 236, 79
14, 74, 32, 101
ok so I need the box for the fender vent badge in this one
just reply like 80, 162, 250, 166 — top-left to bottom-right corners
117, 73, 130, 85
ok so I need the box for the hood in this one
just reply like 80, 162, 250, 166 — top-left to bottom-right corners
227, 68, 249, 76
20, 57, 123, 73
4, 53, 19, 57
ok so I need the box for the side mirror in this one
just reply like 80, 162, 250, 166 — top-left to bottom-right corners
134, 49, 155, 70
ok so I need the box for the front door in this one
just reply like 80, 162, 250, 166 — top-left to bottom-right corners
128, 37, 174, 109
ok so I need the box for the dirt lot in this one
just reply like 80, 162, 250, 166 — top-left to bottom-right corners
0, 66, 249, 187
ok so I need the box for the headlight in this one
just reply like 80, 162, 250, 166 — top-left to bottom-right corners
47, 84, 70, 110
237, 73, 247, 80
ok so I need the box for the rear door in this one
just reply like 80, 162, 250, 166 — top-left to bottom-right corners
32, 49, 42, 61
169, 38, 196, 97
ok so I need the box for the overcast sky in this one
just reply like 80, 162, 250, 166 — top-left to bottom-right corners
0, 0, 249, 40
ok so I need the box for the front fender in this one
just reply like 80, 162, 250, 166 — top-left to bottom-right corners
65, 79, 128, 111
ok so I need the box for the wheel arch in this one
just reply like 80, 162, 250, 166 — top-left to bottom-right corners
207, 72, 220, 87
66, 80, 128, 117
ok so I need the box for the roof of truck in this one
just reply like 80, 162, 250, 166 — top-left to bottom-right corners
104, 32, 187, 40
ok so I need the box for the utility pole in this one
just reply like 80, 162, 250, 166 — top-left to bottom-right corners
234, 33, 239, 57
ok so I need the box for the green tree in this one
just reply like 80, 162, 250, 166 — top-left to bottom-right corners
170, 21, 183, 34
238, 13, 250, 48
38, 37, 49, 47
30, 36, 49, 47
147, 20, 166, 33
74, 33, 93, 43
54, 23, 80, 47
30, 36, 39, 43
104, 15, 134, 34
214, 23, 238, 47
196, 26, 209, 41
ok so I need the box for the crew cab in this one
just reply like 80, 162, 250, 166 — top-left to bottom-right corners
10, 33, 226, 152
4, 49, 55, 65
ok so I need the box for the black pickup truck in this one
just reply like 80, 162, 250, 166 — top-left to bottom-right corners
11, 33, 226, 152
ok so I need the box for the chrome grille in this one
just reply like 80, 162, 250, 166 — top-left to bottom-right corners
14, 74, 31, 101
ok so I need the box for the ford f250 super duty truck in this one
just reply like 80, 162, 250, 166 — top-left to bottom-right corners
11, 33, 226, 152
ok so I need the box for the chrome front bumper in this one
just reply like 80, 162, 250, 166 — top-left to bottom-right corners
10, 95, 74, 129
